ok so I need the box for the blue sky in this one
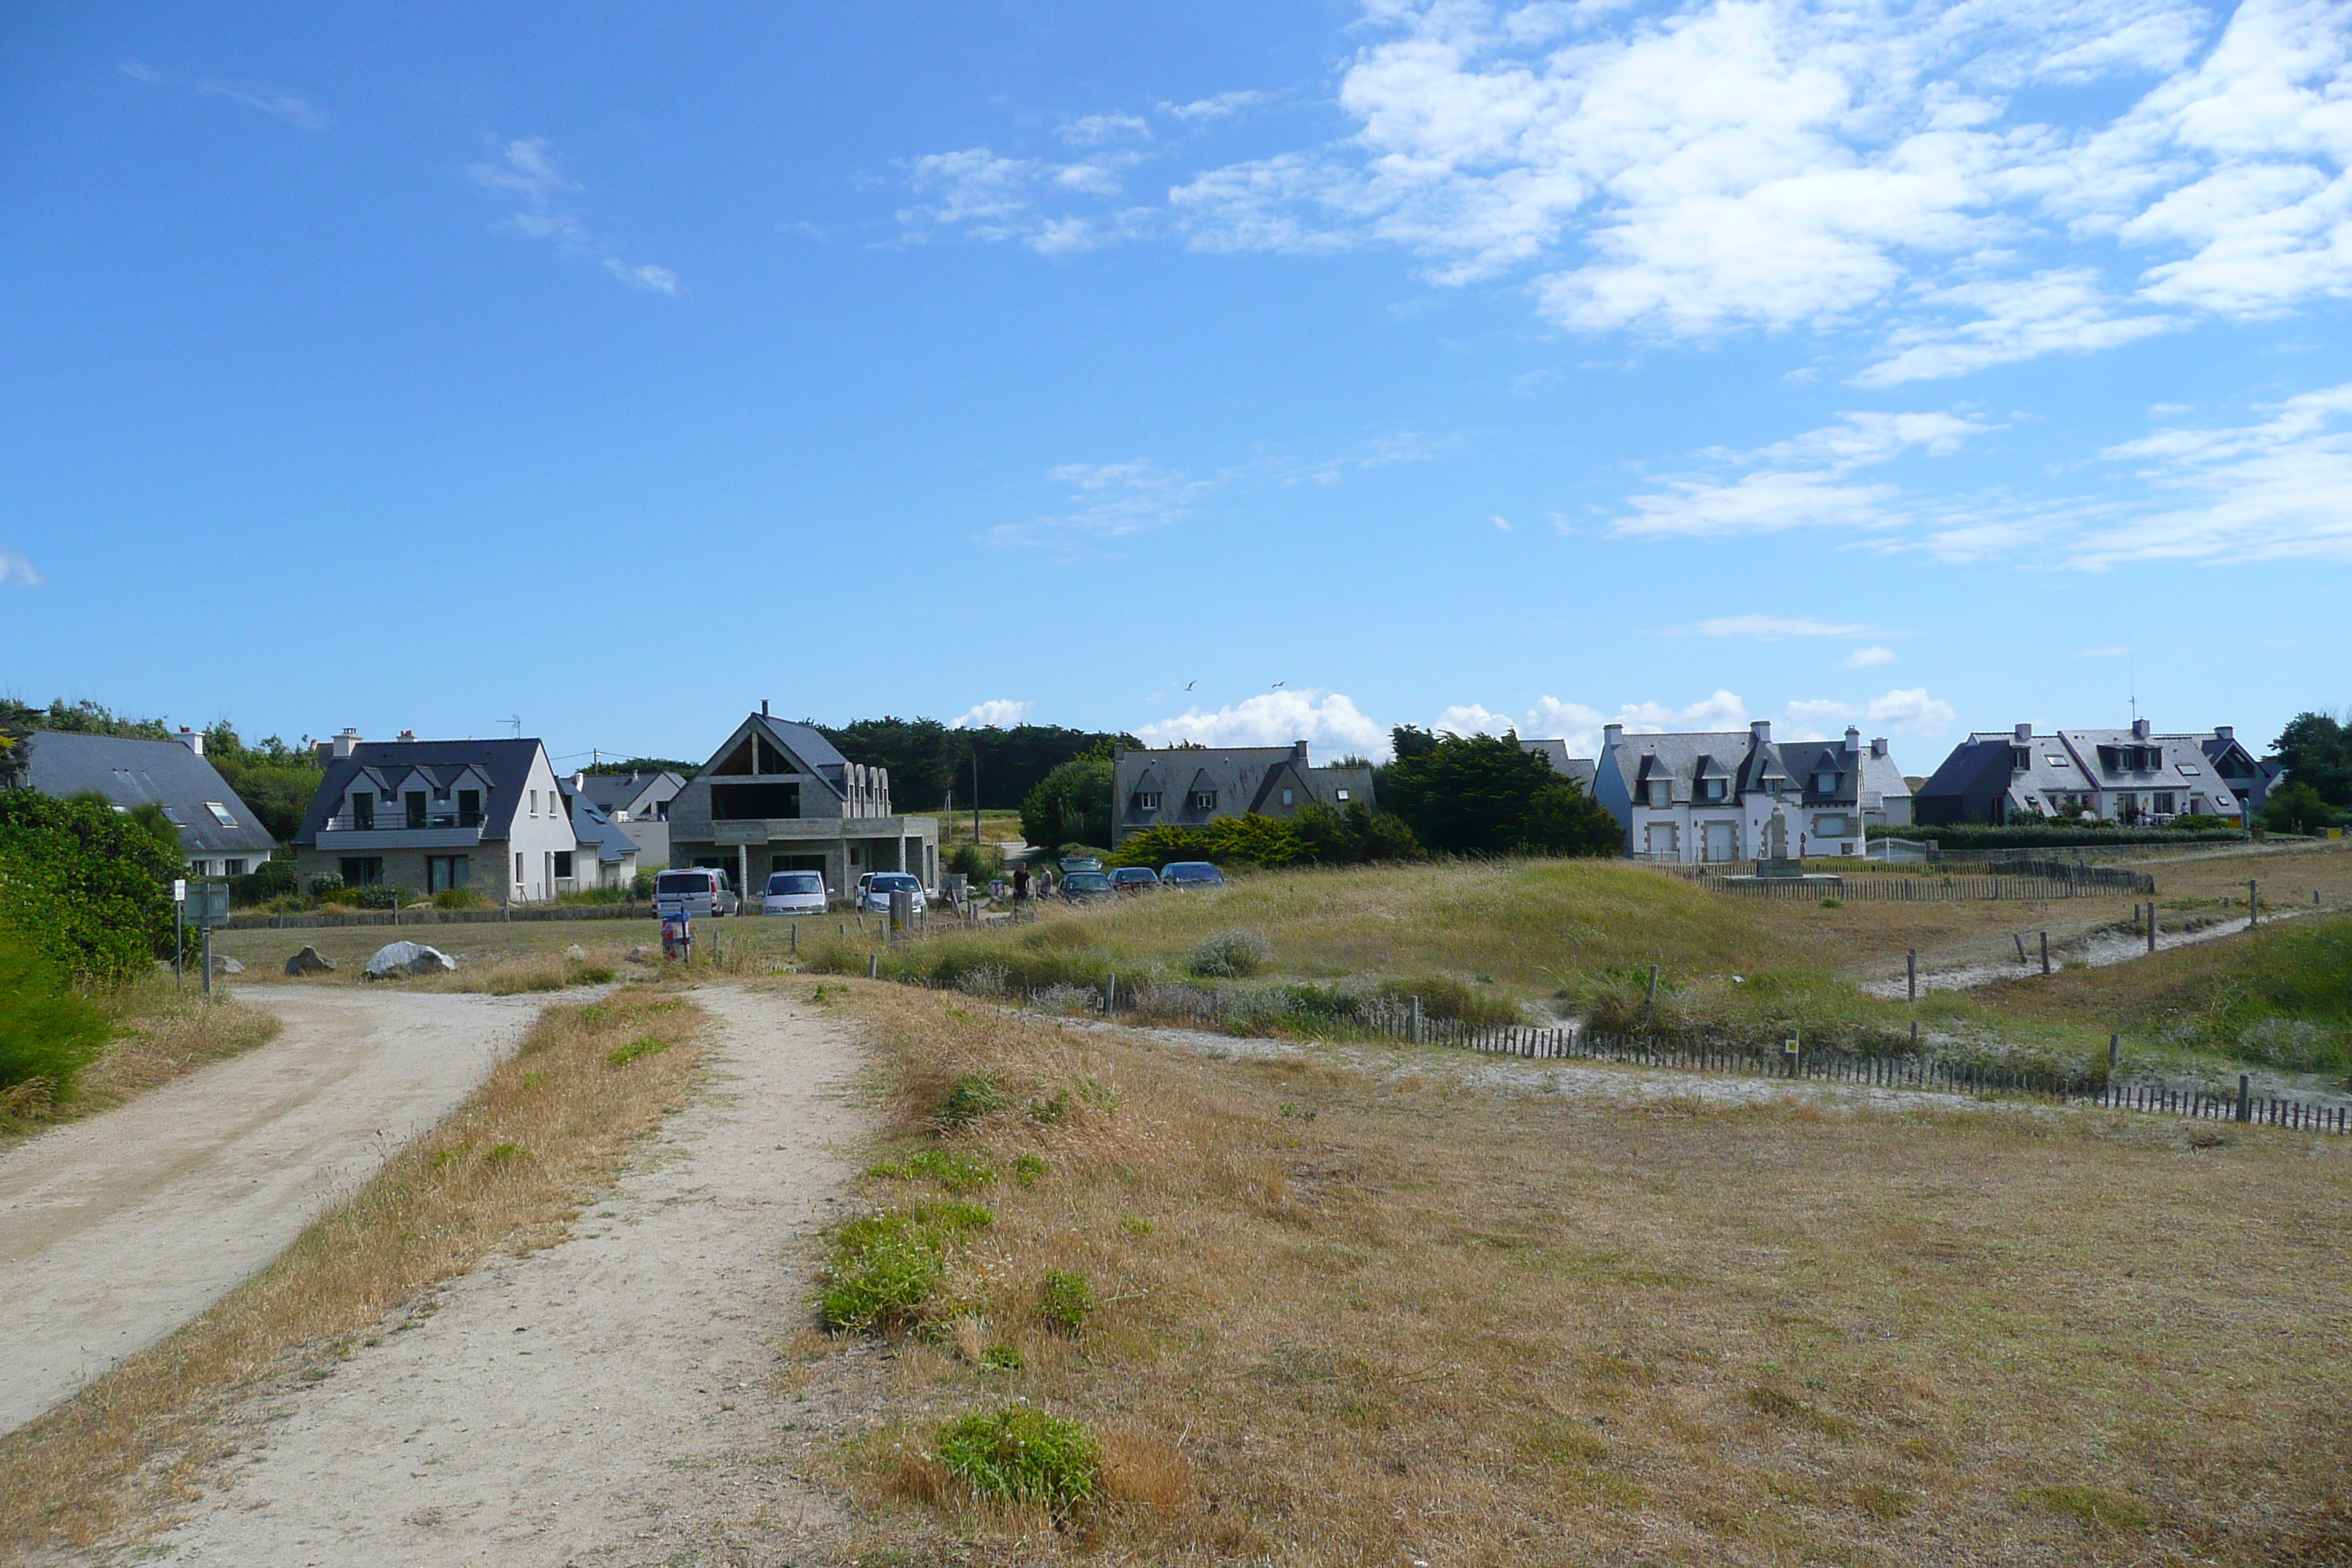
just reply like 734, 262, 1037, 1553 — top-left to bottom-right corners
3, 0, 2348, 774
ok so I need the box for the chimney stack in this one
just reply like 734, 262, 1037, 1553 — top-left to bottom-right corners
333, 727, 361, 758
572, 771, 587, 792
2013, 723, 2032, 744
2215, 725, 2234, 742
1602, 723, 1624, 747
2132, 717, 2152, 740
1750, 720, 1772, 744
1843, 725, 1861, 753
1871, 737, 1888, 758
397, 730, 417, 743
176, 725, 204, 757
1292, 739, 1309, 762
761, 698, 770, 717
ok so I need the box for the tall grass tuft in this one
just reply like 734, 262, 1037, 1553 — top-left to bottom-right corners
0, 936, 110, 1104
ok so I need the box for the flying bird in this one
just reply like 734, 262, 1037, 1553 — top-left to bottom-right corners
1183, 680, 1196, 690
1271, 681, 1286, 688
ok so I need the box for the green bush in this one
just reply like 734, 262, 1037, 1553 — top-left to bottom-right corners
935, 1406, 1099, 1509
935, 1072, 1007, 1129
354, 885, 407, 911
1020, 755, 1113, 851
432, 886, 490, 911
0, 935, 111, 1101
1382, 973, 1525, 1027
1907, 823, 2246, 850
306, 872, 346, 897
948, 840, 1006, 881
630, 870, 656, 901
820, 1203, 993, 1333
232, 859, 301, 906
1380, 728, 1619, 856
1035, 1269, 1094, 1333
867, 1147, 998, 1192
1188, 928, 1271, 978
0, 790, 181, 984
606, 1036, 671, 1066
2264, 780, 2337, 835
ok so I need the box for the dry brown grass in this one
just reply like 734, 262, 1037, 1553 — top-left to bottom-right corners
797, 981, 2352, 1566
0, 985, 706, 1558
0, 977, 281, 1150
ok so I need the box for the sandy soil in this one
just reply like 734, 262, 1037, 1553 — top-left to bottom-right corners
0, 988, 548, 1438
121, 984, 864, 1568
1855, 903, 2326, 998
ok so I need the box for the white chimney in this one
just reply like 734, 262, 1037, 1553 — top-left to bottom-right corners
333, 727, 361, 758
1871, 737, 1888, 758
1843, 725, 1861, 753
572, 771, 587, 792
2013, 723, 2032, 744
1750, 720, 1772, 744
1602, 723, 1624, 747
176, 725, 204, 757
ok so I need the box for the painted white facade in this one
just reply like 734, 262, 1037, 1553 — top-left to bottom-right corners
1594, 721, 1896, 864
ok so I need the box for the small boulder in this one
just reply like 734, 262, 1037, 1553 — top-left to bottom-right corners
364, 941, 458, 979
284, 946, 336, 976
625, 945, 652, 965
564, 943, 587, 961
208, 954, 246, 976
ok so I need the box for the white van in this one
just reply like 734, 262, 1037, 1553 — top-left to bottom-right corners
761, 870, 829, 916
654, 867, 737, 919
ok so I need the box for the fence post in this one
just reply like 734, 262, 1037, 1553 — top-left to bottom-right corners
2040, 931, 2051, 976
201, 927, 213, 999
2013, 932, 2027, 964
2236, 1073, 2251, 1123
1409, 995, 1422, 1044
2147, 906, 2156, 952
868, 952, 879, 981
1906, 947, 1917, 1003
1107, 972, 1118, 1013
1646, 965, 1659, 1006
2248, 879, 2258, 926
2108, 1033, 2120, 1069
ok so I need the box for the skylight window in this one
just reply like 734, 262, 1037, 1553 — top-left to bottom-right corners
2046, 755, 2070, 767
203, 802, 238, 826
2176, 763, 2202, 776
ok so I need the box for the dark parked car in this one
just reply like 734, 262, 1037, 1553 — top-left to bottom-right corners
1159, 861, 1226, 889
1060, 870, 1117, 902
1109, 866, 1160, 894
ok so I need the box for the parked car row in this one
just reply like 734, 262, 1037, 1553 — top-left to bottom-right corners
665, 856, 1226, 920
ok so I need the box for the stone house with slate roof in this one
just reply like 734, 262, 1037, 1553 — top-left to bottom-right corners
1112, 741, 1376, 845
12, 729, 278, 878
571, 769, 685, 870
1594, 720, 1904, 863
666, 708, 939, 900
1520, 738, 1599, 794
291, 733, 582, 902
1917, 719, 2257, 827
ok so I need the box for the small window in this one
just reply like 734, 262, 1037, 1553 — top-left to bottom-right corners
1812, 772, 1839, 794
1335, 788, 1350, 802
225, 859, 247, 877
350, 791, 374, 831
160, 806, 184, 826
204, 801, 238, 826
2046, 755, 2071, 767
1281, 788, 1295, 806
1133, 791, 1162, 813
2176, 763, 2201, 777
516, 852, 526, 880
554, 851, 574, 878
2010, 747, 2030, 769
529, 790, 538, 817
1188, 790, 1218, 811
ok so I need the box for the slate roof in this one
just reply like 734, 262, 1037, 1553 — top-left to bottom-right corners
1599, 729, 1863, 805
1520, 739, 1599, 794
1115, 744, 1374, 834
575, 770, 683, 816
568, 794, 642, 864
18, 731, 278, 859
294, 739, 549, 845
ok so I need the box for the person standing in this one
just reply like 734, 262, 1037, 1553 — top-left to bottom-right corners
1012, 864, 1030, 907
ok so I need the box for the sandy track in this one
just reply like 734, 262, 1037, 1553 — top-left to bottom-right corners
0, 987, 547, 1438
129, 984, 864, 1568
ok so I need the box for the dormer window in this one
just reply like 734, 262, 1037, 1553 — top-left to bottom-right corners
1698, 778, 1727, 803
1188, 790, 1218, 811
1132, 791, 1161, 813
1335, 788, 1350, 802
1813, 772, 1839, 795
2011, 747, 2031, 769
1280, 787, 1295, 806
351, 791, 375, 831
1646, 781, 1670, 809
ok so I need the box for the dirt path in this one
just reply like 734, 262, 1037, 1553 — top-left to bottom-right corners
1855, 904, 2328, 998
0, 988, 547, 1438
124, 984, 864, 1568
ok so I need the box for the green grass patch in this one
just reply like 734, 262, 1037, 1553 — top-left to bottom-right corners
866, 1148, 998, 1192
481, 1142, 527, 1168
820, 1203, 993, 1333
935, 1406, 1098, 1509
934, 1072, 1006, 1129
1035, 1268, 1094, 1334
1011, 1153, 1047, 1187
2017, 1484, 2151, 1531
606, 1036, 672, 1067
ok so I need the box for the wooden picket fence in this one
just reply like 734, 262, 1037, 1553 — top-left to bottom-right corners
970, 979, 2350, 1135
1708, 875, 2096, 902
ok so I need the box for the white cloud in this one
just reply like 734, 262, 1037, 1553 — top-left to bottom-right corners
1134, 690, 1387, 754
1857, 268, 2176, 386
996, 460, 1216, 546
0, 551, 44, 587
951, 700, 1032, 729
1615, 410, 1986, 537
916, 0, 2352, 380
1847, 644, 1897, 666
1686, 614, 1880, 638
1492, 514, 1512, 530
1159, 91, 1268, 123
1061, 114, 1150, 146
2070, 382, 2352, 565
469, 138, 679, 294
118, 59, 167, 85
900, 147, 1156, 252
1433, 703, 1517, 734
196, 80, 328, 131
1777, 687, 1956, 736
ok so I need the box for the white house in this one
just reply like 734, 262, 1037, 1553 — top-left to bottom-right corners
1593, 721, 1902, 863
291, 731, 587, 901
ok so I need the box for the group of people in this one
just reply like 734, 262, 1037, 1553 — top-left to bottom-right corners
1008, 864, 1056, 904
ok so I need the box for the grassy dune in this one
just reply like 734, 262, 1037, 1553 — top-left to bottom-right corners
806, 981, 2352, 1567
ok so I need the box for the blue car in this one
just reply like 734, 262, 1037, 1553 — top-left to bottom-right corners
1159, 861, 1226, 889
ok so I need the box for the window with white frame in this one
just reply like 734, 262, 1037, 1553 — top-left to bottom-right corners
203, 801, 238, 826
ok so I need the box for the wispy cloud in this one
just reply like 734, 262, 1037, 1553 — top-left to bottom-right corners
1614, 411, 1988, 538
468, 138, 678, 294
1847, 645, 1898, 667
1781, 688, 1958, 737
120, 59, 328, 131
1681, 614, 1884, 639
1158, 91, 1267, 124
0, 551, 44, 587
1060, 114, 1150, 147
1134, 690, 1386, 753
995, 460, 1217, 546
897, 147, 1155, 252
951, 699, 1032, 729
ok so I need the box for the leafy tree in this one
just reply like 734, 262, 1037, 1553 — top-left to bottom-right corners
1019, 755, 1113, 849
816, 718, 1139, 812
1289, 801, 1423, 864
2264, 780, 2337, 834
0, 791, 183, 984
588, 757, 701, 779
1379, 727, 1621, 857
2272, 711, 2352, 807
201, 722, 325, 843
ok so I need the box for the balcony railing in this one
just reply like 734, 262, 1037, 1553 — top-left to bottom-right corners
321, 810, 483, 833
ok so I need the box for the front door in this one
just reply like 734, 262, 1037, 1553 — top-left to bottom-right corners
1644, 822, 1677, 858
1703, 821, 1736, 862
